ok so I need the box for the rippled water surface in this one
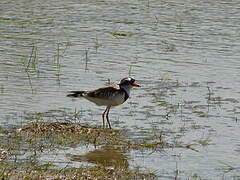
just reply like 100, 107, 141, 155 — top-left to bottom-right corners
0, 0, 240, 179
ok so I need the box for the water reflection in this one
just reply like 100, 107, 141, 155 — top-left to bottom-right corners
69, 146, 128, 168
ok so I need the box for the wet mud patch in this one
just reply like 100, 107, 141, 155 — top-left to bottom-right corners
0, 121, 213, 179
0, 122, 157, 179
16, 122, 125, 147
0, 161, 156, 180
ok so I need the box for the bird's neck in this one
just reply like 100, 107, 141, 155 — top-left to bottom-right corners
120, 85, 131, 100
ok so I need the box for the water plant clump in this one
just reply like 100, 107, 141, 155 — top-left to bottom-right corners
0, 122, 157, 179
16, 122, 125, 147
0, 149, 9, 161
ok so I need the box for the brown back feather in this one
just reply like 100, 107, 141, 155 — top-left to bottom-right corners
87, 86, 120, 99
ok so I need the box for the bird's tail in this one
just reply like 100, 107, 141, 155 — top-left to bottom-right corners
67, 91, 85, 98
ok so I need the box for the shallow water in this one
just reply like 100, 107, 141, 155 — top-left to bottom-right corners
0, 0, 240, 179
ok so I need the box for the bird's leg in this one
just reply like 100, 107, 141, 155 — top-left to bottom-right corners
102, 107, 108, 128
106, 106, 111, 129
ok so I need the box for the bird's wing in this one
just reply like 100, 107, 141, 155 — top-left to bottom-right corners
86, 86, 120, 100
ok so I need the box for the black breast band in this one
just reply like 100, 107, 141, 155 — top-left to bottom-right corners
121, 89, 129, 102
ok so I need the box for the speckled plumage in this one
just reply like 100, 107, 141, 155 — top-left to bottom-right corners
68, 85, 128, 106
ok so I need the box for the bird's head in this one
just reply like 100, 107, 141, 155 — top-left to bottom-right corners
118, 77, 140, 88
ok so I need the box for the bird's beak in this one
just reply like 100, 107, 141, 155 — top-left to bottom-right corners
132, 82, 141, 87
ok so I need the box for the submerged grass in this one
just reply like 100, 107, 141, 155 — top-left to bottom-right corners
0, 84, 4, 93
0, 161, 156, 180
25, 43, 38, 72
108, 30, 136, 38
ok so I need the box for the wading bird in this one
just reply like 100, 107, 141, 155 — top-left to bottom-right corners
67, 77, 140, 129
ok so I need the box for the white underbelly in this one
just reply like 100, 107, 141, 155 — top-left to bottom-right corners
85, 95, 125, 106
